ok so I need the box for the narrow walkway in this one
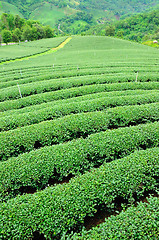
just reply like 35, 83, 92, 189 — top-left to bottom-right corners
0, 37, 72, 65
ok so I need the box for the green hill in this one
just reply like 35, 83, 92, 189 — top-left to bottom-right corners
0, 0, 158, 28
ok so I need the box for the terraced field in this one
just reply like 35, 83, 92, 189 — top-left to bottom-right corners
0, 36, 158, 239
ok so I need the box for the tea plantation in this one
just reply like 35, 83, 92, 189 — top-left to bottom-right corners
0, 36, 158, 239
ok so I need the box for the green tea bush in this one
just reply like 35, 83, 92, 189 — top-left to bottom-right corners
0, 89, 154, 118
0, 147, 158, 239
0, 103, 158, 161
0, 122, 158, 201
0, 92, 158, 131
68, 196, 159, 240
1, 80, 159, 101
0, 81, 158, 110
0, 68, 158, 89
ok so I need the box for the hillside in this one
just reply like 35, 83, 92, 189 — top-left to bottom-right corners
84, 8, 159, 44
0, 0, 158, 28
0, 35, 158, 239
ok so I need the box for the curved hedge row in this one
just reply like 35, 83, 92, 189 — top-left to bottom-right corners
0, 80, 159, 102
0, 92, 158, 131
0, 89, 155, 118
0, 70, 158, 90
0, 81, 158, 111
68, 196, 159, 240
1, 65, 158, 83
0, 122, 158, 201
0, 147, 158, 239
0, 103, 158, 161
0, 63, 158, 79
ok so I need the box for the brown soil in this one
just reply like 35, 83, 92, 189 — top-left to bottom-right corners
84, 191, 159, 230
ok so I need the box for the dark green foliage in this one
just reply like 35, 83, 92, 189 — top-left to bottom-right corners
68, 196, 159, 239
0, 147, 158, 239
0, 13, 55, 43
0, 103, 158, 161
0, 121, 158, 201
1, 29, 12, 44
105, 26, 115, 36
86, 9, 159, 43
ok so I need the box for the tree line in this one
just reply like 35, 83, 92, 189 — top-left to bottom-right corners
0, 13, 55, 44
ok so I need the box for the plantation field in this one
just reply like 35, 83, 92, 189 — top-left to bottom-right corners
0, 37, 66, 63
0, 36, 158, 239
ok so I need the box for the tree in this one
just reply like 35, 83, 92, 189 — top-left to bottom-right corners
14, 15, 25, 29
12, 28, 22, 42
1, 13, 14, 31
1, 29, 12, 44
44, 25, 54, 38
116, 30, 124, 38
105, 26, 115, 36
22, 25, 32, 41
0, 35, 2, 45
33, 23, 45, 39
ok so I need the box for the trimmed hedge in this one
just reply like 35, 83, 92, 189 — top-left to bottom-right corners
0, 92, 158, 131
0, 121, 158, 201
0, 69, 158, 89
0, 80, 159, 102
68, 196, 159, 240
0, 89, 156, 116
0, 82, 158, 112
0, 103, 158, 161
0, 147, 158, 239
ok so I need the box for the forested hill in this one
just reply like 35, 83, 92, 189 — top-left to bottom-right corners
84, 8, 159, 43
0, 0, 159, 27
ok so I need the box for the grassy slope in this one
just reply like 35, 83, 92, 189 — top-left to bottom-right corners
29, 2, 65, 27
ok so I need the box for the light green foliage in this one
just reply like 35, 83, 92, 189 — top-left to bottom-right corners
0, 0, 158, 33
